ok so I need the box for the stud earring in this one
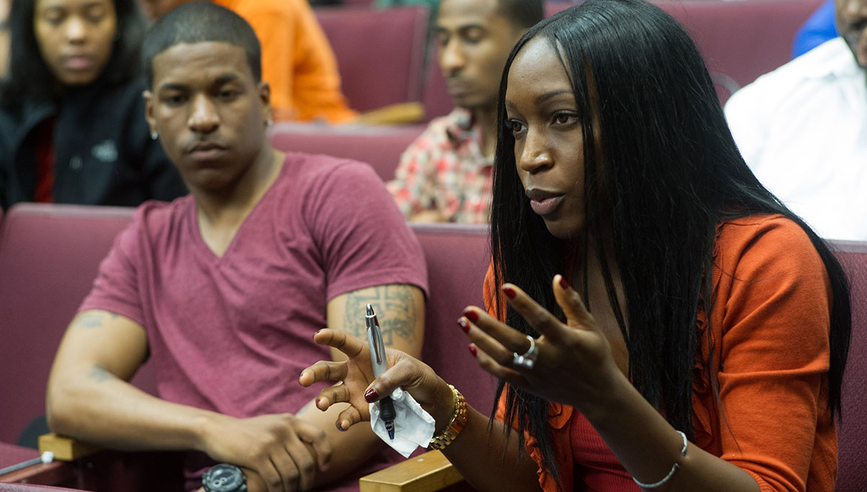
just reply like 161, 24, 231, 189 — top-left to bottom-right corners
151, 132, 158, 141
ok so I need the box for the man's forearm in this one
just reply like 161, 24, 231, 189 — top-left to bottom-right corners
46, 362, 220, 453
296, 398, 382, 487
312, 283, 425, 486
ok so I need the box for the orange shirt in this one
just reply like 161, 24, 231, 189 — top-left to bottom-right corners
487, 215, 837, 492
213, 0, 356, 123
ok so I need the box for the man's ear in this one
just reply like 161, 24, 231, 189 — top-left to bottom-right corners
143, 90, 157, 135
258, 81, 273, 123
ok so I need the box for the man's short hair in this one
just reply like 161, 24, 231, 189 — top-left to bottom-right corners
142, 1, 261, 89
497, 0, 544, 30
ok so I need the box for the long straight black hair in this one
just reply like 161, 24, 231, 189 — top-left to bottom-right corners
0, 0, 145, 106
490, 0, 851, 481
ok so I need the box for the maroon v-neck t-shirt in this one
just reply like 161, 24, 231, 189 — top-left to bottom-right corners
80, 152, 429, 490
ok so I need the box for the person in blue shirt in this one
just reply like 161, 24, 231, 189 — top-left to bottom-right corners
792, 0, 838, 58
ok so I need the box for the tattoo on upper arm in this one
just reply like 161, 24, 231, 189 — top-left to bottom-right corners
343, 285, 419, 346
88, 364, 116, 383
77, 312, 105, 329
75, 312, 119, 329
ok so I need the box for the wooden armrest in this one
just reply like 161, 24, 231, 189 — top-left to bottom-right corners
38, 433, 101, 461
351, 102, 425, 126
359, 449, 465, 492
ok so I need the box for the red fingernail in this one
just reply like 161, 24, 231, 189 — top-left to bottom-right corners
503, 286, 517, 299
457, 318, 470, 333
463, 309, 479, 323
364, 388, 379, 402
468, 344, 477, 357
559, 276, 571, 291
336, 421, 345, 431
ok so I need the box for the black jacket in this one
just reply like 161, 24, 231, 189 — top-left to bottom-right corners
0, 77, 187, 209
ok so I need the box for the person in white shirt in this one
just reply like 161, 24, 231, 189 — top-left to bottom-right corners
724, 0, 867, 241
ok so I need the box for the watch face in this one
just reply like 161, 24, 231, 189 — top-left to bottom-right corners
203, 464, 246, 492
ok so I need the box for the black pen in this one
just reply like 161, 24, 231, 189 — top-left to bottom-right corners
366, 304, 396, 439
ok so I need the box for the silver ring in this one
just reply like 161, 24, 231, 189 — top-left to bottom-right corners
512, 335, 539, 370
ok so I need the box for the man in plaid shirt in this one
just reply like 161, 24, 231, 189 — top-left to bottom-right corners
388, 0, 543, 223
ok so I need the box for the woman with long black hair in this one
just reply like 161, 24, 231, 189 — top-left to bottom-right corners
0, 0, 185, 208
300, 1, 850, 490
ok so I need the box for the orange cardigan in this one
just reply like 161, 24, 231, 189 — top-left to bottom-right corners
487, 215, 837, 492
213, 0, 356, 123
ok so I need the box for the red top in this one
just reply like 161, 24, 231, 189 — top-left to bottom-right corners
33, 117, 56, 203
570, 411, 637, 491
489, 215, 837, 492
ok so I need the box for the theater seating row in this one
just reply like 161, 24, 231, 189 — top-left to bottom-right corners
315, 0, 825, 118
0, 203, 493, 490
0, 201, 865, 490
276, 0, 828, 189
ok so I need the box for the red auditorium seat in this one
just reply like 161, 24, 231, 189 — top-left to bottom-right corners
0, 204, 148, 447
316, 6, 429, 113
268, 123, 424, 181
830, 240, 867, 492
546, 0, 823, 104
410, 223, 495, 414
422, 0, 824, 117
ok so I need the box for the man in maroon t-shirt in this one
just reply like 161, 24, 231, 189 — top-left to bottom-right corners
45, 4, 427, 492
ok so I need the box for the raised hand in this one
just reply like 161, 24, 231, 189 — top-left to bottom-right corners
299, 330, 456, 433
200, 412, 331, 492
460, 274, 623, 414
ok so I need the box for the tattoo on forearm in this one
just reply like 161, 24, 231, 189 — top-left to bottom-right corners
88, 364, 116, 383
343, 285, 418, 346
76, 311, 119, 329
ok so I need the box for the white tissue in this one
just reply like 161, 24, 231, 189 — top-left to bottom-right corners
369, 387, 436, 458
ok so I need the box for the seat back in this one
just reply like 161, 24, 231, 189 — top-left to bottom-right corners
545, 0, 823, 104
0, 204, 147, 445
422, 0, 824, 116
410, 224, 496, 414
316, 6, 429, 112
830, 240, 867, 491
268, 123, 424, 181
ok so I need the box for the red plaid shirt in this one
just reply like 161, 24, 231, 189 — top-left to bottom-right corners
388, 108, 493, 224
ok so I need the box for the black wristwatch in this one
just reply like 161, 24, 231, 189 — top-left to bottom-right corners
202, 464, 247, 492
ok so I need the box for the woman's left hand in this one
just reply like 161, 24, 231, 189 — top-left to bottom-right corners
460, 274, 624, 414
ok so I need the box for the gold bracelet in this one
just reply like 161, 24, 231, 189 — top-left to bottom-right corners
428, 384, 467, 450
